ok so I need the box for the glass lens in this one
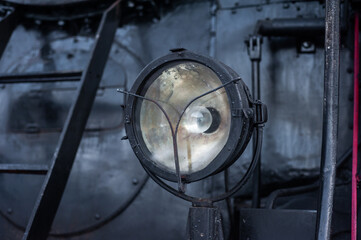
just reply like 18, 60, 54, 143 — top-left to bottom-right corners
184, 106, 213, 133
138, 62, 231, 174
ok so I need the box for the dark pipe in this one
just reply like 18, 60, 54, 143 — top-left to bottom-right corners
250, 37, 262, 208
255, 2, 346, 37
251, 59, 261, 208
316, 1, 340, 240
246, 35, 262, 208
255, 18, 325, 36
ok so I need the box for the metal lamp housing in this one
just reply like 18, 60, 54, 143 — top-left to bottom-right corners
124, 49, 255, 183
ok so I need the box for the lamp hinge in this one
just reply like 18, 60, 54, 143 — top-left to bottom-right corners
253, 100, 268, 125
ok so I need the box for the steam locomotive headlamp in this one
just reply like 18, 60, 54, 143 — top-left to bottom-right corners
119, 49, 267, 195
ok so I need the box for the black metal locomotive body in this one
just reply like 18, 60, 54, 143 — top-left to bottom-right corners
0, 1, 356, 240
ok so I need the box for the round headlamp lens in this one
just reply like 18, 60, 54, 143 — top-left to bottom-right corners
137, 62, 231, 175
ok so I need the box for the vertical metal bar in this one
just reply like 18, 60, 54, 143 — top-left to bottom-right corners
186, 206, 224, 240
251, 59, 261, 208
209, 0, 217, 58
0, 6, 21, 60
22, 1, 120, 240
247, 36, 262, 208
316, 1, 340, 240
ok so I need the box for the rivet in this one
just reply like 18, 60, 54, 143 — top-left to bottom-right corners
132, 178, 139, 185
7, 208, 12, 214
58, 20, 65, 26
283, 3, 289, 9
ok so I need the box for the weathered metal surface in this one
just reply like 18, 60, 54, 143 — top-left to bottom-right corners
215, 1, 352, 192
0, 2, 211, 239
0, 1, 354, 239
22, 1, 121, 239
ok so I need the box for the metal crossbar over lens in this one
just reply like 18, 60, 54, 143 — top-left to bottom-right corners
118, 77, 263, 204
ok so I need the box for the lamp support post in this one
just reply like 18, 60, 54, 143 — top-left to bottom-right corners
120, 49, 267, 240
186, 204, 224, 240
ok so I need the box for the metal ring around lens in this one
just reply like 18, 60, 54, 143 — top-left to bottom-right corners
124, 50, 253, 183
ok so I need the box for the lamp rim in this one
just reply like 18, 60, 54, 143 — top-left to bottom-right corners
124, 50, 252, 183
